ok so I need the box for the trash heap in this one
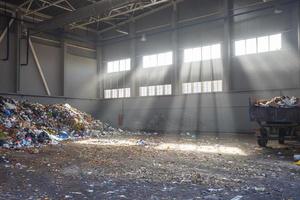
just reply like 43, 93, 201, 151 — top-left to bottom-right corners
0, 96, 111, 149
255, 96, 300, 108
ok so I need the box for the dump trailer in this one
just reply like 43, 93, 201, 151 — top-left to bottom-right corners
249, 98, 300, 147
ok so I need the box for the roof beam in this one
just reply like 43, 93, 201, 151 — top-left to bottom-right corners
35, 0, 130, 32
97, 0, 291, 34
98, 0, 181, 34
24, 0, 68, 16
70, 0, 170, 30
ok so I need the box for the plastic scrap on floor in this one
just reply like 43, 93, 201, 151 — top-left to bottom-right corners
254, 186, 265, 192
294, 154, 300, 162
137, 139, 147, 146
230, 195, 243, 200
58, 131, 70, 140
0, 156, 9, 164
294, 160, 300, 166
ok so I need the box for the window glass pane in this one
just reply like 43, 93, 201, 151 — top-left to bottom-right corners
143, 55, 156, 68
157, 53, 166, 66
186, 83, 192, 94
125, 88, 130, 97
257, 36, 269, 53
156, 85, 163, 95
235, 40, 246, 56
218, 80, 223, 92
149, 55, 157, 67
119, 59, 126, 71
211, 44, 221, 59
104, 90, 111, 99
144, 52, 172, 67
112, 89, 118, 98
269, 34, 281, 51
113, 61, 119, 72
118, 88, 124, 98
164, 84, 172, 95
213, 81, 218, 92
182, 83, 188, 94
165, 52, 173, 65
140, 87, 147, 96
202, 46, 211, 60
184, 48, 200, 62
203, 81, 212, 92
193, 82, 202, 93
107, 58, 130, 73
235, 33, 281, 56
246, 38, 257, 54
193, 48, 201, 61
148, 86, 156, 96
158, 52, 172, 66
107, 62, 114, 73
184, 49, 193, 63
219, 80, 223, 92
143, 56, 150, 68
125, 59, 131, 71
213, 80, 222, 92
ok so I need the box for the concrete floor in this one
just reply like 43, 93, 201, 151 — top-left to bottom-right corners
0, 134, 300, 200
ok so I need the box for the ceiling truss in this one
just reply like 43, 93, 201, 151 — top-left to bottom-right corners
18, 0, 75, 17
1, 0, 173, 34
69, 0, 171, 32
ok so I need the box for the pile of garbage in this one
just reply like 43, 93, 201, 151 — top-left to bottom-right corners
0, 96, 116, 149
255, 96, 300, 108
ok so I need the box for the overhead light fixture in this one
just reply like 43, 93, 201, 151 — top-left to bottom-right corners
141, 34, 147, 42
274, 7, 282, 14
262, 0, 283, 14
115, 29, 128, 35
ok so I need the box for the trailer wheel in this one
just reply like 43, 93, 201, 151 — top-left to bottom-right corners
257, 128, 268, 147
278, 128, 285, 144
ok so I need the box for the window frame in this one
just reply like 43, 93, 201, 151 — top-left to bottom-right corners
107, 58, 131, 73
183, 43, 221, 63
104, 88, 131, 99
234, 33, 282, 56
143, 51, 173, 68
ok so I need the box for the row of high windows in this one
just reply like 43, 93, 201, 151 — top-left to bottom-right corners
103, 33, 282, 99
104, 80, 223, 99
106, 33, 282, 73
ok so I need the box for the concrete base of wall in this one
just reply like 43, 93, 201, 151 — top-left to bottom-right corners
2, 88, 300, 133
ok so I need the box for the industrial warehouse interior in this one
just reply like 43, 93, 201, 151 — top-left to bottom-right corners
1, 0, 300, 199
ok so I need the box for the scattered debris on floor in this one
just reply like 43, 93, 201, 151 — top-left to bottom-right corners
294, 154, 300, 161
136, 139, 147, 146
230, 195, 243, 200
293, 153, 300, 165
1, 135, 300, 199
295, 160, 300, 166
255, 96, 300, 108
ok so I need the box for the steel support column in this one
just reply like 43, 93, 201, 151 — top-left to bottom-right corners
96, 41, 103, 99
15, 13, 21, 93
171, 1, 179, 95
223, 0, 233, 92
129, 21, 137, 97
298, 0, 300, 85
62, 40, 67, 96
